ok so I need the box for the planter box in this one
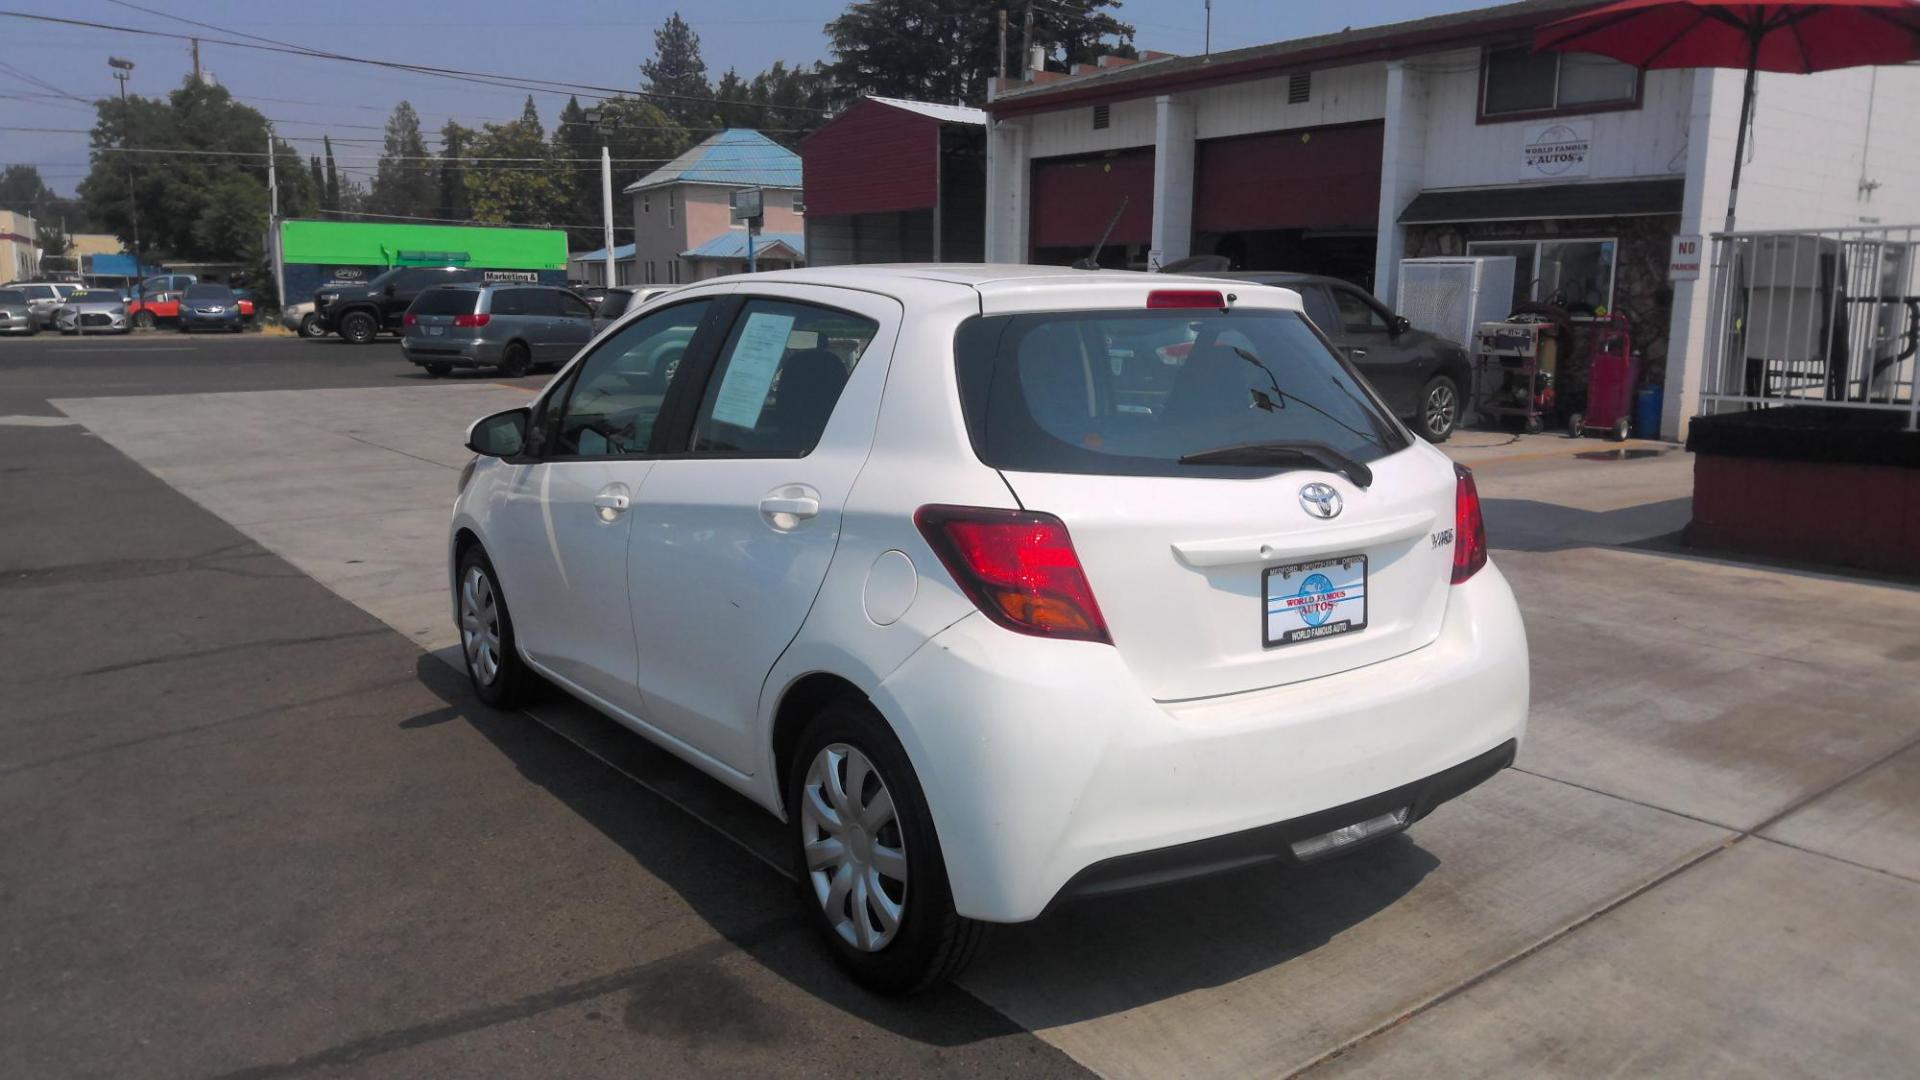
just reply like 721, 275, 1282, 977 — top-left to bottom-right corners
1686, 406, 1920, 575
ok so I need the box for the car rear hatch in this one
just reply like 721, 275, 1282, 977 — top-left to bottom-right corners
954, 281, 1457, 702
407, 288, 482, 345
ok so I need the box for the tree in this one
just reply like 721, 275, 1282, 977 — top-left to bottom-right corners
309, 155, 325, 206
465, 97, 561, 226
550, 94, 688, 249
368, 101, 435, 218
77, 78, 314, 261
641, 13, 716, 131
323, 135, 342, 212
0, 164, 96, 235
825, 0, 1133, 105
438, 120, 474, 221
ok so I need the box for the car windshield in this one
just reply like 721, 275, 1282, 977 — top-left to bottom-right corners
954, 308, 1403, 478
411, 288, 478, 315
70, 291, 116, 302
362, 268, 402, 290
185, 285, 232, 301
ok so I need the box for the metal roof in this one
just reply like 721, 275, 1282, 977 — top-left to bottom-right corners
864, 96, 989, 126
988, 0, 1599, 114
680, 230, 807, 260
624, 129, 803, 194
568, 243, 636, 262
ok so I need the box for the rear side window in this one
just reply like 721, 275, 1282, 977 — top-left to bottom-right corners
21, 285, 55, 300
0, 290, 25, 304
411, 288, 476, 316
954, 309, 1401, 478
689, 299, 880, 456
522, 290, 565, 317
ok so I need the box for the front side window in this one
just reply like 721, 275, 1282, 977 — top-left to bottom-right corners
1482, 45, 1637, 117
690, 299, 880, 456
955, 309, 1401, 478
552, 300, 712, 457
557, 292, 593, 318
1468, 237, 1617, 318
1331, 287, 1388, 333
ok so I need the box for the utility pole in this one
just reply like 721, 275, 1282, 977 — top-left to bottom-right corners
1205, 0, 1213, 57
1021, 3, 1034, 78
108, 57, 140, 275
998, 9, 1009, 83
585, 108, 618, 287
266, 123, 284, 308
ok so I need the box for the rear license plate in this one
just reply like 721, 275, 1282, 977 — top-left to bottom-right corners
1264, 555, 1368, 648
427, 326, 445, 336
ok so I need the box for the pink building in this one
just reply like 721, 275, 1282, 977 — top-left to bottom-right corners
623, 129, 806, 285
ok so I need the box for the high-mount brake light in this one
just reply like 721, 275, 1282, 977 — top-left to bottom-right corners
1452, 464, 1488, 584
915, 505, 1112, 644
1146, 289, 1226, 310
453, 313, 491, 328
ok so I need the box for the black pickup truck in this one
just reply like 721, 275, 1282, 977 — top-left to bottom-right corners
314, 266, 542, 344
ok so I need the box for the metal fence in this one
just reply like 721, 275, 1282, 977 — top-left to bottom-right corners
1699, 225, 1920, 430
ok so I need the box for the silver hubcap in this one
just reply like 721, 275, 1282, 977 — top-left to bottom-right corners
800, 744, 907, 952
1426, 383, 1457, 434
459, 565, 502, 686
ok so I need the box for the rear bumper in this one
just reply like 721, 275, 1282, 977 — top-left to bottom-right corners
872, 561, 1529, 923
403, 338, 501, 367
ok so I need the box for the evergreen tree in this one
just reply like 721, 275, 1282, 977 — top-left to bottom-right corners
825, 0, 1132, 106
309, 155, 325, 205
369, 101, 435, 218
550, 95, 687, 249
323, 136, 341, 212
641, 13, 716, 131
466, 99, 560, 226
438, 120, 473, 221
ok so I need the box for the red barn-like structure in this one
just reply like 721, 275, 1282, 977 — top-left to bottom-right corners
801, 97, 987, 265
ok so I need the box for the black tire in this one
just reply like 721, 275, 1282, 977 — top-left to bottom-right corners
299, 313, 326, 339
423, 362, 453, 377
1524, 415, 1544, 435
339, 309, 378, 345
1567, 413, 1586, 438
132, 310, 154, 330
1414, 375, 1459, 443
454, 546, 536, 708
786, 698, 988, 995
498, 341, 531, 378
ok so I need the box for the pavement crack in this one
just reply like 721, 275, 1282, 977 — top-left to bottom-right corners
62, 626, 390, 678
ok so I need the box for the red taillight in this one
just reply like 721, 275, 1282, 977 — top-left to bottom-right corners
1452, 464, 1488, 584
915, 505, 1112, 644
1146, 289, 1226, 310
453, 313, 490, 328
403, 312, 418, 327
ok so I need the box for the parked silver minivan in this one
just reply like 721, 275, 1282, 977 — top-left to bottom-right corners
402, 283, 595, 377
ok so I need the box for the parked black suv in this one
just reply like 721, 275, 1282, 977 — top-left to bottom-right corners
315, 266, 546, 344
1203, 272, 1474, 442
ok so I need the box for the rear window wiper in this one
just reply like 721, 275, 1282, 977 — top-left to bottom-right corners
1176, 440, 1373, 488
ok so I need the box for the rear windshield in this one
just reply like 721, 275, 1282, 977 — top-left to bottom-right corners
411, 287, 478, 315
954, 309, 1403, 477
185, 285, 232, 301
596, 291, 631, 320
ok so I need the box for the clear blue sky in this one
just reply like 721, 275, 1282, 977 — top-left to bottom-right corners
3, 0, 1488, 200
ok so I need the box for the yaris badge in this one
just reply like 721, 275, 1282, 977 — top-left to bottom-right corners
1299, 482, 1342, 519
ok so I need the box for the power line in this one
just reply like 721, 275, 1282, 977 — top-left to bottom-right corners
5, 7, 835, 115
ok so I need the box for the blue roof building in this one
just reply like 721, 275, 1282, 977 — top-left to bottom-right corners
622, 130, 807, 285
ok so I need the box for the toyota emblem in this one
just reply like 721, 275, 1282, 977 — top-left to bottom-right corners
1299, 482, 1342, 519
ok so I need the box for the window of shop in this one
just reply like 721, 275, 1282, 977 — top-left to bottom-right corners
1481, 46, 1638, 118
1468, 237, 1617, 319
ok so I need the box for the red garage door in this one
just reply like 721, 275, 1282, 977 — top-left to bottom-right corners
1030, 148, 1155, 252
1194, 122, 1383, 233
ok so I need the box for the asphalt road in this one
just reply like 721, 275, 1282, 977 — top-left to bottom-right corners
0, 333, 1086, 1078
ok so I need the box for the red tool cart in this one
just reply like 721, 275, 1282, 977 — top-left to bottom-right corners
1569, 313, 1638, 441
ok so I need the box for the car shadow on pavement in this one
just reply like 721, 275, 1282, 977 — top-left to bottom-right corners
406, 654, 1437, 1042
1482, 496, 1693, 553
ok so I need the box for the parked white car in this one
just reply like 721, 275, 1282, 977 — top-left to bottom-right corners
450, 266, 1529, 993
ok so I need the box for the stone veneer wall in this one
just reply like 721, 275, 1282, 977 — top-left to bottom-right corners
1404, 214, 1679, 414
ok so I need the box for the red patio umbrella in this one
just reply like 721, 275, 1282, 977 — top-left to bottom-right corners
1536, 0, 1920, 232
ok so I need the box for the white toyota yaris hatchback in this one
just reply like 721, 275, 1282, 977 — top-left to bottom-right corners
450, 266, 1528, 993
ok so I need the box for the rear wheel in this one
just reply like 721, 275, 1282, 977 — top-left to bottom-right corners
339, 310, 378, 345
1415, 376, 1459, 443
788, 699, 987, 995
498, 341, 531, 378
456, 546, 535, 707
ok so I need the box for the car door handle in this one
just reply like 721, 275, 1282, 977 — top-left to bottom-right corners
1349, 347, 1368, 359
759, 495, 819, 519
593, 491, 630, 512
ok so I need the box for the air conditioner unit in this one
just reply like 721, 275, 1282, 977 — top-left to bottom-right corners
1397, 256, 1518, 347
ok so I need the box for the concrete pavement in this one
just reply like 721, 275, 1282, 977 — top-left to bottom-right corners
12, 335, 1920, 1076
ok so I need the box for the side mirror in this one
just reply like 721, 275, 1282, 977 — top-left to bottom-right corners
1390, 314, 1412, 336
466, 407, 529, 458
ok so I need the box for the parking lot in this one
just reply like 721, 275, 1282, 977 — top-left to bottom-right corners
4, 331, 1918, 1078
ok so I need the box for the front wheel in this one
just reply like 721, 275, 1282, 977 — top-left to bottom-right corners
132, 310, 154, 330
1415, 376, 1459, 443
455, 547, 535, 707
788, 699, 988, 995
299, 313, 326, 339
338, 310, 378, 345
